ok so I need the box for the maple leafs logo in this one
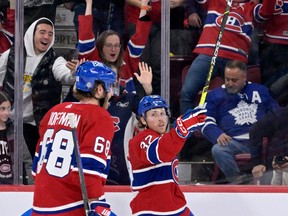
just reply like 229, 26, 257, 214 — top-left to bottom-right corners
228, 101, 258, 125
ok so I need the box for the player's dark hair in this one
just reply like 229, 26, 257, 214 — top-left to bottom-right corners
73, 80, 106, 106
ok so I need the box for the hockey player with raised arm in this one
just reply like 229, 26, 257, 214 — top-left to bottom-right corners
128, 95, 206, 216
31, 61, 117, 216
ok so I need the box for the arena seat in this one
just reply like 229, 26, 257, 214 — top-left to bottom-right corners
246, 64, 262, 83
170, 55, 196, 119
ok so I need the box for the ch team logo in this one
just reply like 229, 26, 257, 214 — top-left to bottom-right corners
274, 0, 284, 15
171, 159, 179, 184
216, 12, 245, 33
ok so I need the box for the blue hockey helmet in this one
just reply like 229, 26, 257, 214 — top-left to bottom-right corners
75, 61, 116, 93
138, 95, 170, 117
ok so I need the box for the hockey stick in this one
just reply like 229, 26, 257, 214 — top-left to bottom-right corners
68, 113, 90, 216
198, 0, 233, 107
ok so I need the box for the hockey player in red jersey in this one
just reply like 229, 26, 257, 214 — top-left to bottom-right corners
31, 61, 117, 216
128, 95, 206, 216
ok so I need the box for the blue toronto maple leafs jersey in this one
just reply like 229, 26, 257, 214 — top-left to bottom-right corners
202, 82, 279, 145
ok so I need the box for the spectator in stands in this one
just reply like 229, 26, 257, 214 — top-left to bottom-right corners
105, 62, 152, 185
128, 94, 206, 215
180, 0, 277, 114
184, 0, 207, 51
0, 1, 34, 185
259, 1, 288, 107
63, 0, 153, 185
66, 0, 126, 41
76, 0, 152, 93
185, 0, 206, 29
0, 91, 13, 184
126, 0, 158, 96
126, 0, 190, 96
170, 0, 204, 57
0, 90, 33, 185
270, 162, 288, 185
0, 17, 76, 160
202, 60, 279, 184
24, 0, 72, 33
0, 3, 14, 56
0, 0, 9, 18
250, 105, 288, 185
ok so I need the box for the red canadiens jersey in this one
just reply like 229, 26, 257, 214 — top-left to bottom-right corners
194, 0, 276, 62
77, 15, 152, 93
0, 9, 14, 56
32, 102, 114, 216
126, 0, 161, 24
128, 128, 192, 215
262, 0, 288, 45
0, 32, 13, 56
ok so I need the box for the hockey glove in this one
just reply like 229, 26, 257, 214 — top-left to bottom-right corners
89, 201, 117, 216
174, 108, 206, 138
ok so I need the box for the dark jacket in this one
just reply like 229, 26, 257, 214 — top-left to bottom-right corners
3, 46, 61, 127
250, 106, 288, 169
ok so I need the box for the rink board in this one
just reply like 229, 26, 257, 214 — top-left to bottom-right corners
1, 185, 288, 216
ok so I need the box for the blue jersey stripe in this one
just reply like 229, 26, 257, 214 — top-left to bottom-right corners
147, 138, 161, 164
132, 163, 174, 190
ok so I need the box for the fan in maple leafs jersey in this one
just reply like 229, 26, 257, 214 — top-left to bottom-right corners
201, 60, 279, 184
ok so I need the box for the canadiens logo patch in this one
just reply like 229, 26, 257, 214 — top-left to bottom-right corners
274, 0, 284, 15
216, 12, 245, 33
171, 159, 179, 184
0, 164, 11, 173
